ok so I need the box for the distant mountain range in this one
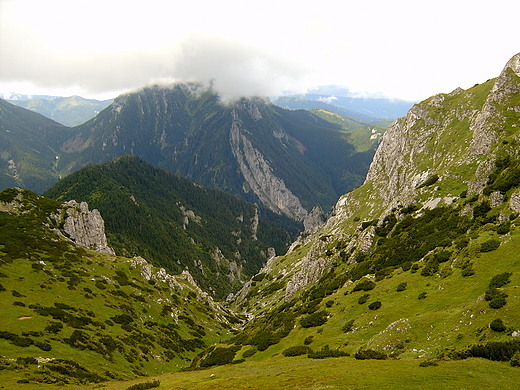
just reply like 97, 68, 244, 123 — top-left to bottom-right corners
1, 83, 383, 221
5, 95, 113, 126
272, 92, 415, 119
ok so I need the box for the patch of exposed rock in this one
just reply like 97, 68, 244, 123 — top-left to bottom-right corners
230, 104, 308, 221
61, 200, 115, 255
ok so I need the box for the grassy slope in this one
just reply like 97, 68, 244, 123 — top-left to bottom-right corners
5, 357, 519, 390
0, 188, 237, 386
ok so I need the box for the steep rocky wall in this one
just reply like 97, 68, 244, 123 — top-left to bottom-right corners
230, 104, 308, 221
61, 200, 115, 255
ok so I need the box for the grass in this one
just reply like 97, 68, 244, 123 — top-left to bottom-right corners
3, 356, 519, 390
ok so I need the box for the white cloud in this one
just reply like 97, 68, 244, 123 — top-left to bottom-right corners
0, 0, 519, 101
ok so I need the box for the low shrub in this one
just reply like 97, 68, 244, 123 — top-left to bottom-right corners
368, 301, 382, 310
490, 318, 506, 332
419, 360, 438, 367
304, 336, 314, 345
418, 292, 427, 300
125, 380, 160, 390
396, 282, 407, 292
354, 349, 387, 360
489, 272, 512, 289
282, 345, 313, 357
342, 320, 355, 333
11, 336, 33, 347
35, 341, 52, 351
417, 174, 439, 188
511, 351, 520, 367
200, 346, 239, 367
242, 347, 257, 358
352, 279, 376, 292
461, 265, 475, 277
485, 287, 507, 301
421, 259, 439, 276
467, 339, 520, 361
489, 297, 507, 309
497, 222, 511, 234
358, 294, 370, 304
300, 311, 329, 328
481, 239, 501, 253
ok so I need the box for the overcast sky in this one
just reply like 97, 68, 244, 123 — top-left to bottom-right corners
1, 0, 518, 102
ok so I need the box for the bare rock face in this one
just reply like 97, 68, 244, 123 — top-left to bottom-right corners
303, 205, 326, 231
230, 105, 308, 221
470, 52, 520, 155
285, 240, 330, 300
62, 200, 115, 255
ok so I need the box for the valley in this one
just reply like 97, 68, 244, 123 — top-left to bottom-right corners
1, 52, 520, 388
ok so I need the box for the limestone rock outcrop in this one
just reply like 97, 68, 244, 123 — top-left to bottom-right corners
62, 200, 115, 255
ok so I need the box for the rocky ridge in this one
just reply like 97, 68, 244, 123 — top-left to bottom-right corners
235, 52, 520, 309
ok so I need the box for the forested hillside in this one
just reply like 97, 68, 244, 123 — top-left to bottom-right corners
44, 156, 297, 298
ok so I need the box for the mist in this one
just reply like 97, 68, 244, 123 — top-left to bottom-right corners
0, 29, 310, 101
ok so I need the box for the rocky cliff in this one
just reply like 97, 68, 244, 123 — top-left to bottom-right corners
235, 52, 520, 311
59, 200, 115, 255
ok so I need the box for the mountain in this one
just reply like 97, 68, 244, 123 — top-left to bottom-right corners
43, 156, 298, 298
1, 85, 380, 222
7, 95, 113, 126
2, 53, 520, 388
55, 84, 377, 220
192, 53, 520, 368
272, 95, 395, 124
0, 187, 238, 386
0, 99, 70, 194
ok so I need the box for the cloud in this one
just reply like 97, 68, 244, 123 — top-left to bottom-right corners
170, 34, 311, 101
317, 95, 338, 104
1, 17, 311, 101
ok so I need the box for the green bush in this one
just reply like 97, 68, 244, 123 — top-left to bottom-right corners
354, 349, 387, 360
35, 341, 52, 351
485, 287, 507, 301
300, 311, 329, 328
421, 259, 439, 276
461, 264, 475, 277
358, 294, 370, 304
250, 331, 283, 351
200, 347, 238, 367
368, 301, 382, 310
490, 318, 506, 332
489, 297, 507, 309
342, 320, 355, 333
352, 279, 376, 292
11, 336, 33, 347
282, 345, 313, 357
418, 292, 427, 300
467, 339, 520, 361
489, 272, 512, 288
511, 351, 520, 367
419, 360, 438, 367
497, 222, 511, 234
417, 174, 439, 188
125, 380, 161, 390
304, 336, 314, 345
480, 239, 501, 253
396, 282, 407, 292
242, 347, 257, 358
401, 262, 412, 272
